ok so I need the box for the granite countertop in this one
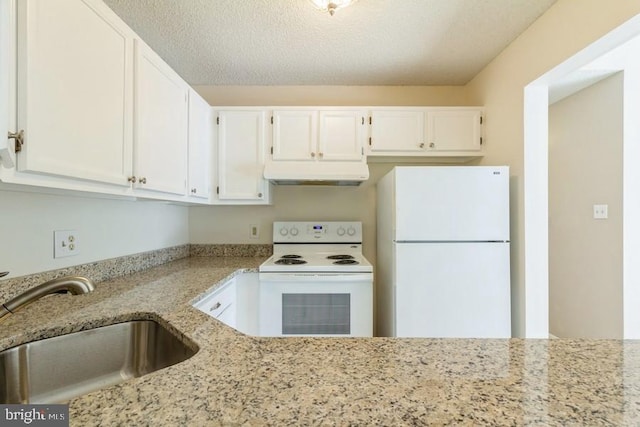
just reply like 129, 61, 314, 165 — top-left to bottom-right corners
2, 257, 640, 426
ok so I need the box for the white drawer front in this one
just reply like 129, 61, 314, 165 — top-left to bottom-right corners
195, 280, 236, 319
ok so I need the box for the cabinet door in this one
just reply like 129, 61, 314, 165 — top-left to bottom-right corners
427, 110, 482, 151
15, 0, 133, 185
217, 110, 267, 201
318, 110, 366, 161
369, 111, 426, 153
134, 39, 188, 195
272, 110, 317, 161
0, 0, 14, 168
187, 89, 211, 199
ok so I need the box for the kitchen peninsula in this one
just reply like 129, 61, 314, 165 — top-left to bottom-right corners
1, 252, 638, 426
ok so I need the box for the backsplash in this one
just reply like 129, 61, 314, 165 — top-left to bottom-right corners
190, 244, 272, 258
0, 244, 272, 303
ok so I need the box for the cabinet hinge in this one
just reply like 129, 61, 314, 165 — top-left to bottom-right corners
216, 117, 219, 125
271, 116, 273, 125
270, 146, 273, 155
369, 117, 372, 125
480, 137, 483, 145
361, 147, 364, 155
480, 116, 483, 125
368, 137, 372, 146
216, 186, 219, 195
8, 130, 24, 153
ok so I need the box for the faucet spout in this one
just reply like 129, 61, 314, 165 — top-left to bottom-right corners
0, 276, 95, 320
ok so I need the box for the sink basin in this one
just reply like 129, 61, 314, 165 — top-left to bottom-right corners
0, 320, 198, 403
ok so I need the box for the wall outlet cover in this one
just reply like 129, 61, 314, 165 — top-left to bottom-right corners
593, 204, 608, 220
54, 230, 79, 258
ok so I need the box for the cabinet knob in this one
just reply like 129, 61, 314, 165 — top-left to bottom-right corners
429, 142, 435, 148
258, 192, 263, 198
127, 176, 136, 183
138, 177, 147, 184
318, 152, 323, 158
419, 143, 425, 148
191, 188, 197, 194
311, 152, 316, 158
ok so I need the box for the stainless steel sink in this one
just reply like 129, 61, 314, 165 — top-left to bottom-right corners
0, 320, 198, 403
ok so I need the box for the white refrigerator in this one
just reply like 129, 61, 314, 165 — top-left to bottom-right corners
376, 166, 511, 338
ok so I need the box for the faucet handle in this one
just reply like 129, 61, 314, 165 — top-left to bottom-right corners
0, 272, 8, 278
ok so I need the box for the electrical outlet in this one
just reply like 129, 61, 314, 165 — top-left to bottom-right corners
249, 224, 259, 239
593, 204, 608, 220
54, 230, 79, 258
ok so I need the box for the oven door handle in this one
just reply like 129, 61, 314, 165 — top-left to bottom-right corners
258, 273, 373, 282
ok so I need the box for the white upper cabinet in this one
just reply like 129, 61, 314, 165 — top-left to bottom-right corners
187, 89, 211, 200
369, 110, 425, 154
426, 109, 483, 152
318, 110, 366, 161
133, 39, 188, 195
272, 109, 366, 162
368, 108, 483, 158
215, 109, 271, 204
0, 0, 14, 169
14, 0, 133, 185
272, 110, 317, 162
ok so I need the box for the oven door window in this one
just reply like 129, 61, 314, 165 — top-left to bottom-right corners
282, 293, 350, 335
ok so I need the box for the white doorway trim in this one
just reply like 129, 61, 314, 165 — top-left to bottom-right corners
523, 14, 640, 338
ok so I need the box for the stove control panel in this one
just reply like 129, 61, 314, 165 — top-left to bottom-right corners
273, 221, 362, 243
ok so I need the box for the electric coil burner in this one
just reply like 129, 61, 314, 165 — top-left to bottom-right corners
275, 258, 307, 265
259, 221, 373, 337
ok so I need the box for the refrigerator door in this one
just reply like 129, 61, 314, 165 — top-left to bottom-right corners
394, 166, 509, 242
394, 242, 511, 338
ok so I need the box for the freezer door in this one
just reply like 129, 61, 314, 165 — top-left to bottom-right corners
394, 166, 509, 241
394, 242, 511, 338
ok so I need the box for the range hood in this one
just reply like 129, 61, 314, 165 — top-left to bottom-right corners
263, 161, 369, 186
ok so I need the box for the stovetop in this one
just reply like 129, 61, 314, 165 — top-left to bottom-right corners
260, 250, 373, 273
260, 221, 373, 273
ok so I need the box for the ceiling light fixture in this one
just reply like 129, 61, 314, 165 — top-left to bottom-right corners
309, 0, 358, 16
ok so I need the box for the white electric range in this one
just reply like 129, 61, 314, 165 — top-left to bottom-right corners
259, 221, 373, 337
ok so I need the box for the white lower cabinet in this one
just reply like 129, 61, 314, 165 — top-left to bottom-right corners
193, 273, 259, 335
213, 109, 272, 204
194, 277, 237, 329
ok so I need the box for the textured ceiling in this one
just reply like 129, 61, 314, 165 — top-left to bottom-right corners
103, 0, 557, 86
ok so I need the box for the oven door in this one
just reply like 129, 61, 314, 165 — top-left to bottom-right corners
258, 273, 373, 337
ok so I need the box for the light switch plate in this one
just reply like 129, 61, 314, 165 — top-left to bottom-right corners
249, 224, 259, 239
593, 204, 608, 219
54, 230, 79, 258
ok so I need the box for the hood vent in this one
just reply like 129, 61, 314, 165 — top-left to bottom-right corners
263, 161, 369, 186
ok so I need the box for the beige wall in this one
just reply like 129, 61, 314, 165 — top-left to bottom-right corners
465, 0, 640, 336
0, 189, 189, 279
193, 85, 470, 107
548, 73, 623, 338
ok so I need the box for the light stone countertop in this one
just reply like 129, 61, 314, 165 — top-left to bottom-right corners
2, 256, 640, 426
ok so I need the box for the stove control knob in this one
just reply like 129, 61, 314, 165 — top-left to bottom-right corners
347, 227, 356, 236
290, 227, 299, 236
279, 227, 289, 236
337, 227, 346, 236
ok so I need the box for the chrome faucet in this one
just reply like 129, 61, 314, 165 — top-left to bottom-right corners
0, 276, 95, 320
